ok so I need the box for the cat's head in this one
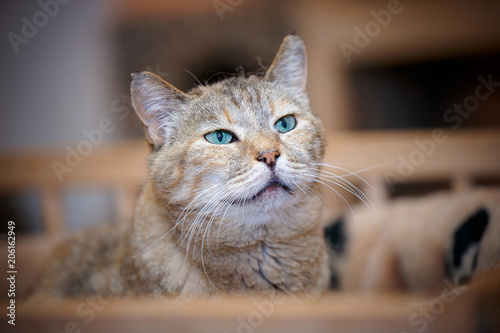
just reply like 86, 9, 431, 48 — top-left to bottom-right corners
130, 35, 324, 231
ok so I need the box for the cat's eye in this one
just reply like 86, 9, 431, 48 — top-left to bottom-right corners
204, 130, 236, 144
274, 115, 296, 134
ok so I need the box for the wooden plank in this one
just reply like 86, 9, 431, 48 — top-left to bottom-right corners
8, 268, 499, 333
40, 185, 65, 235
323, 130, 500, 182
115, 185, 140, 222
0, 140, 149, 189
13, 294, 424, 333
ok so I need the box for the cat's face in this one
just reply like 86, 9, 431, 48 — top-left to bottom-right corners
131, 36, 324, 230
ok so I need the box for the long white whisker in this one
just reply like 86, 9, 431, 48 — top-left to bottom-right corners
318, 173, 385, 237
198, 185, 246, 289
303, 174, 356, 218
215, 186, 246, 247
201, 186, 240, 254
129, 184, 219, 259
183, 186, 229, 255
306, 165, 387, 237
311, 162, 383, 189
176, 184, 220, 234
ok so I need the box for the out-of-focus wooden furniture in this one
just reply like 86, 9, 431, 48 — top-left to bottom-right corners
3, 267, 499, 333
0, 140, 149, 235
293, 1, 500, 131
323, 129, 500, 204
0, 140, 149, 297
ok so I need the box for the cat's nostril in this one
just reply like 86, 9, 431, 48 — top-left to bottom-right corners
258, 151, 280, 167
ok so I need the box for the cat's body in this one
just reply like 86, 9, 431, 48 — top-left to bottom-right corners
36, 36, 330, 297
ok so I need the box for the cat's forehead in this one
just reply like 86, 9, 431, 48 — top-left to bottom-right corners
187, 77, 299, 126
191, 77, 267, 106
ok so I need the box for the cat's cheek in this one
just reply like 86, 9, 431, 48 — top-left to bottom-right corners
274, 161, 304, 193
289, 131, 323, 162
282, 142, 313, 165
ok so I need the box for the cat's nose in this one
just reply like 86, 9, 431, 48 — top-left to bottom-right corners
257, 150, 280, 168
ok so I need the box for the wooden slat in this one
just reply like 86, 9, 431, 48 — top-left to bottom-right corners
40, 185, 65, 235
0, 140, 149, 190
13, 293, 426, 333
323, 130, 500, 182
452, 174, 472, 192
7, 268, 498, 333
9, 265, 499, 333
115, 185, 140, 222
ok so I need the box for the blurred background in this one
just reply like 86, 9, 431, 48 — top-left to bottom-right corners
0, 0, 500, 237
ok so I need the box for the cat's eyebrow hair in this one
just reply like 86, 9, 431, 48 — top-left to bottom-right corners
222, 107, 233, 124
269, 100, 276, 115
230, 95, 241, 110
277, 100, 289, 115
243, 90, 253, 106
253, 88, 262, 105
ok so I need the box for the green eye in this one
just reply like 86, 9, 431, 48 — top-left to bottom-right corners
274, 115, 296, 133
205, 130, 236, 144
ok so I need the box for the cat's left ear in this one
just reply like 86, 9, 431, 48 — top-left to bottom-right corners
264, 35, 307, 93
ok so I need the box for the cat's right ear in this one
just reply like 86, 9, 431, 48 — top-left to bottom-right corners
130, 72, 187, 147
264, 35, 307, 94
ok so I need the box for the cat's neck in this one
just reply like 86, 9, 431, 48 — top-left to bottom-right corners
130, 181, 329, 294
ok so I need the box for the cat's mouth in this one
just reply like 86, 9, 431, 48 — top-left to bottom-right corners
232, 177, 292, 205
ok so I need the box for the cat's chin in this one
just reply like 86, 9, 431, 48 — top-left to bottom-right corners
232, 178, 293, 206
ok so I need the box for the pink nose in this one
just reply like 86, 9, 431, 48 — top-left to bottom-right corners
258, 151, 280, 168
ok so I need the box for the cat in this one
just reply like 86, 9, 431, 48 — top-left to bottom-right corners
35, 35, 330, 297
324, 189, 500, 293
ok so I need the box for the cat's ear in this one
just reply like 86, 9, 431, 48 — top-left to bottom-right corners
264, 35, 307, 93
130, 71, 187, 147
445, 207, 490, 285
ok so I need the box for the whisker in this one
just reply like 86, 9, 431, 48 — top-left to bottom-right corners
311, 162, 391, 189
184, 69, 203, 86
201, 186, 239, 252
129, 184, 219, 259
303, 173, 356, 218
305, 165, 387, 237
183, 186, 228, 255
198, 185, 245, 289
176, 184, 219, 234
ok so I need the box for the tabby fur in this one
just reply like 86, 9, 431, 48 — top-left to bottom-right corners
36, 35, 330, 297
